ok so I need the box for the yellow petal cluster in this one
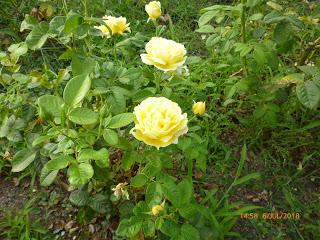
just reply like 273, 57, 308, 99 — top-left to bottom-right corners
145, 1, 161, 20
192, 101, 206, 116
131, 97, 188, 149
151, 204, 163, 216
94, 16, 130, 38
141, 37, 187, 72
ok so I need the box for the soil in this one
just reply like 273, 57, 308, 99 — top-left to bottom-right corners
0, 173, 116, 240
0, 174, 29, 213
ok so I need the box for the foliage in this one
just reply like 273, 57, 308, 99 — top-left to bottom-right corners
0, 198, 52, 240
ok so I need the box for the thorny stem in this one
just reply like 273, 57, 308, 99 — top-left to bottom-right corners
299, 37, 320, 65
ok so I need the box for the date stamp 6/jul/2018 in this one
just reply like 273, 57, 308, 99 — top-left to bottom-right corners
240, 212, 301, 220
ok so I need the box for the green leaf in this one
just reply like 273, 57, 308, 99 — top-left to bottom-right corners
63, 74, 91, 107
198, 11, 217, 27
253, 45, 266, 65
11, 149, 36, 172
40, 166, 58, 187
179, 203, 198, 219
68, 107, 99, 125
206, 35, 221, 47
38, 95, 64, 120
196, 25, 215, 33
298, 65, 320, 77
133, 201, 150, 216
247, 0, 262, 8
273, 22, 291, 44
69, 190, 90, 206
249, 13, 263, 21
64, 12, 83, 35
277, 73, 304, 84
107, 113, 134, 129
89, 194, 109, 213
8, 42, 28, 58
185, 56, 202, 65
234, 43, 253, 57
233, 172, 260, 186
20, 14, 38, 32
178, 179, 193, 204
146, 182, 163, 205
45, 155, 74, 170
132, 89, 155, 102
296, 81, 320, 109
103, 129, 119, 145
180, 224, 200, 240
142, 158, 162, 177
25, 22, 49, 50
78, 148, 109, 168
117, 217, 142, 238
267, 1, 283, 11
160, 220, 180, 238
48, 16, 66, 35
0, 115, 15, 138
162, 178, 181, 207
71, 55, 95, 76
131, 174, 148, 188
143, 220, 155, 237
302, 120, 320, 131
67, 163, 94, 187
236, 144, 247, 178
121, 151, 137, 171
110, 88, 126, 114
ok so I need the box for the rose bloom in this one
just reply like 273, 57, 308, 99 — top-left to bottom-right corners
94, 16, 130, 38
141, 37, 187, 72
145, 1, 161, 20
112, 182, 129, 200
192, 101, 206, 116
131, 97, 188, 149
151, 204, 163, 216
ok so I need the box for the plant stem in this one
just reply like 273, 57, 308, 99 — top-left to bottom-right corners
82, 0, 88, 17
187, 158, 193, 180
113, 38, 118, 63
62, 0, 68, 15
155, 19, 159, 36
241, 0, 247, 74
155, 72, 161, 93
299, 37, 320, 65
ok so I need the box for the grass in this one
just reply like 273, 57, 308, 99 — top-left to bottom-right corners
0, 197, 52, 240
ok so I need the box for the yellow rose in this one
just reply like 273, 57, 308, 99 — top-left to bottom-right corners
145, 1, 161, 20
131, 97, 188, 149
94, 16, 130, 38
141, 37, 187, 72
192, 101, 206, 116
151, 204, 163, 216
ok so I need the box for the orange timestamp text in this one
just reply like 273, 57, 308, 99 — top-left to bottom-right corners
240, 212, 301, 220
